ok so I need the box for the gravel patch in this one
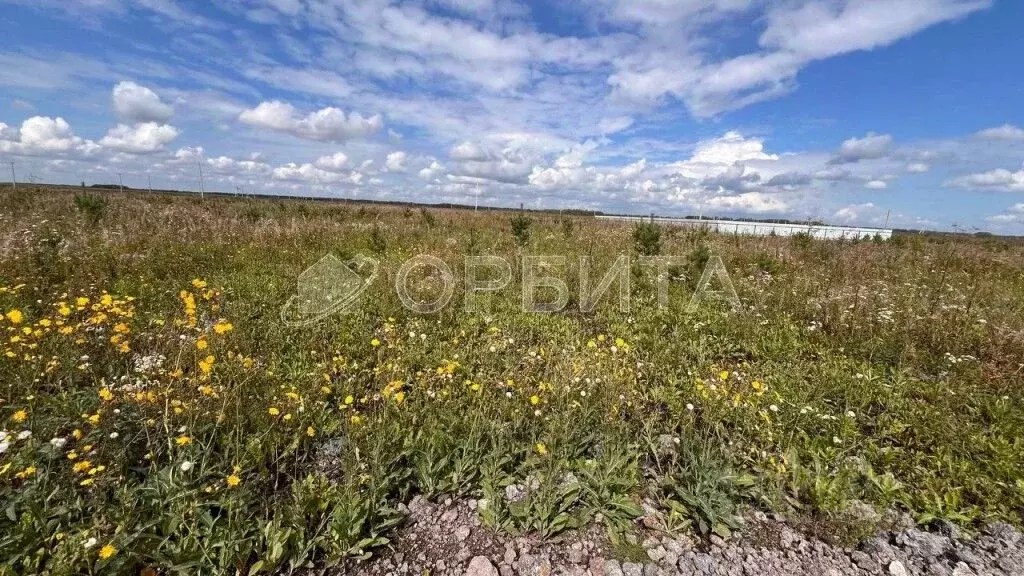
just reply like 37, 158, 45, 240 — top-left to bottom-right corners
324, 497, 1024, 576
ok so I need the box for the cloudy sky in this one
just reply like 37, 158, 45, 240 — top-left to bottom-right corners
1, 0, 1023, 232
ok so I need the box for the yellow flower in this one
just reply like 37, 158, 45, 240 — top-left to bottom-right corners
79, 478, 94, 486
226, 474, 241, 488
113, 322, 130, 334
198, 355, 215, 374
72, 429, 83, 440
11, 409, 28, 423
5, 309, 24, 324
98, 544, 116, 560
75, 297, 90, 308
529, 395, 540, 406
195, 337, 208, 350
191, 278, 208, 289
350, 414, 363, 425
306, 426, 316, 437
719, 370, 730, 381
73, 460, 92, 473
370, 338, 381, 347
268, 407, 280, 416
175, 435, 192, 446
98, 388, 113, 401
15, 466, 37, 479
394, 391, 406, 404
213, 320, 233, 334
344, 395, 354, 405
535, 443, 548, 456
58, 304, 72, 316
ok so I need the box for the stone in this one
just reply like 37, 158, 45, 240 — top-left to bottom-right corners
621, 562, 643, 576
604, 559, 624, 576
456, 526, 472, 542
568, 548, 586, 565
888, 560, 909, 576
466, 556, 498, 576
589, 556, 605, 576
646, 546, 666, 563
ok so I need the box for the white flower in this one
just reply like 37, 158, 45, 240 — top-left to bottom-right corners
769, 404, 778, 412
533, 409, 541, 417
489, 346, 496, 353
610, 345, 618, 353
50, 437, 67, 449
832, 436, 842, 445
580, 390, 587, 397
17, 430, 31, 440
686, 403, 695, 411
846, 410, 856, 418
505, 391, 513, 398
0, 440, 9, 454
180, 461, 194, 472
84, 537, 98, 549
109, 432, 119, 439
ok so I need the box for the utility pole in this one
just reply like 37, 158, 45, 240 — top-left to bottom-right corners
8, 162, 15, 191
148, 174, 153, 193
117, 173, 124, 193
197, 161, 205, 199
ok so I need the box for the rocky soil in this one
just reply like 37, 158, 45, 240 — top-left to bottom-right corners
325, 496, 1024, 576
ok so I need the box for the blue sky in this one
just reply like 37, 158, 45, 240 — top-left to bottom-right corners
2, 0, 1024, 232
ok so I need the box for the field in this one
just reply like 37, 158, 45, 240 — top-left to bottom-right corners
1, 188, 1022, 574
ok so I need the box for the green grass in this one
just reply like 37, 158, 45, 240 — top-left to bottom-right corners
0, 187, 1022, 574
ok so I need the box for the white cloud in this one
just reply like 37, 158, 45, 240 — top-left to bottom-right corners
947, 167, 1024, 192
864, 179, 888, 190
906, 162, 929, 173
419, 160, 445, 181
206, 155, 272, 176
112, 81, 173, 124
384, 151, 407, 172
99, 122, 179, 154
313, 152, 350, 172
975, 124, 1024, 141
598, 116, 634, 135
985, 203, 1024, 225
0, 122, 19, 141
829, 132, 893, 164
0, 116, 99, 156
704, 192, 788, 213
238, 100, 383, 142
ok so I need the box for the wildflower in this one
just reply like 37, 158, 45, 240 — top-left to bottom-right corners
80, 478, 95, 486
98, 544, 117, 560
306, 426, 315, 437
73, 461, 92, 473
343, 395, 354, 405
530, 395, 540, 406
769, 404, 779, 412
175, 435, 192, 446
50, 437, 67, 449
195, 337, 208, 350
191, 279, 208, 289
198, 355, 215, 374
226, 474, 241, 488
84, 537, 97, 549
686, 403, 695, 411
719, 370, 729, 381
535, 443, 548, 456
15, 466, 36, 479
11, 409, 27, 423
845, 410, 856, 418
213, 320, 233, 334
268, 407, 280, 416
370, 338, 381, 347
394, 391, 406, 404
5, 309, 24, 324
350, 414, 363, 425
180, 461, 194, 472
98, 388, 113, 401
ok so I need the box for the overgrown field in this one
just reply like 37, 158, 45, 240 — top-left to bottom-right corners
1, 188, 1022, 574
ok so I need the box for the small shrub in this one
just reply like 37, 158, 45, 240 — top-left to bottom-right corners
561, 217, 576, 239
420, 208, 436, 228
632, 221, 662, 256
369, 223, 387, 253
510, 213, 532, 246
790, 231, 813, 250
74, 192, 108, 225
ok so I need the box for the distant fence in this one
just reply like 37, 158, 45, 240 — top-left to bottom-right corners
596, 215, 892, 240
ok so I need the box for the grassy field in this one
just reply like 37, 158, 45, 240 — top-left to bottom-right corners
1, 187, 1022, 574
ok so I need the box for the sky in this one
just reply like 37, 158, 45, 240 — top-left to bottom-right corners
1, 0, 1024, 232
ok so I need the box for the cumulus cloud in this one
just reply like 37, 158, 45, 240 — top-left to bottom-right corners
975, 124, 1024, 141
99, 122, 179, 154
0, 116, 99, 156
384, 151, 407, 172
947, 167, 1024, 192
905, 163, 929, 173
313, 152, 350, 172
238, 100, 383, 142
864, 179, 888, 190
112, 81, 173, 124
418, 160, 445, 181
828, 132, 893, 165
704, 192, 788, 213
